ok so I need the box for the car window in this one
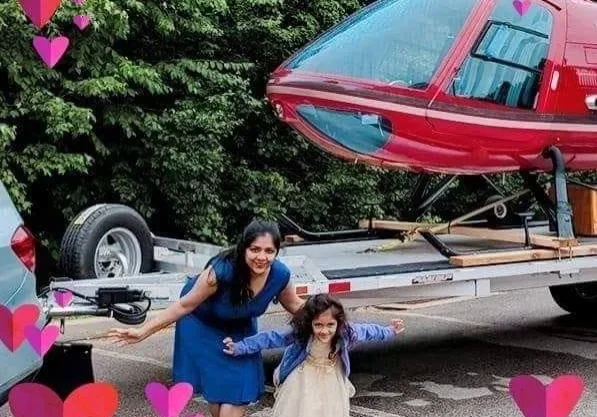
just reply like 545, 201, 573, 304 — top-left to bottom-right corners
448, 0, 553, 109
284, 0, 477, 89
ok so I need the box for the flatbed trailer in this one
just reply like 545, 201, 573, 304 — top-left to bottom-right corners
41, 224, 597, 325
38, 144, 597, 325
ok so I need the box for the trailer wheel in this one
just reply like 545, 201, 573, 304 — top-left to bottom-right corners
58, 204, 154, 280
549, 283, 597, 317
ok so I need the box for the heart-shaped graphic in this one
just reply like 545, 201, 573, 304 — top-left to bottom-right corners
24, 324, 60, 357
73, 14, 91, 30
33, 35, 70, 68
513, 0, 531, 16
145, 382, 194, 417
509, 375, 584, 417
0, 303, 40, 351
54, 290, 73, 307
17, 0, 61, 28
9, 382, 119, 417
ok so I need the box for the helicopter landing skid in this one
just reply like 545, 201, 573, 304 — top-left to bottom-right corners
358, 146, 585, 258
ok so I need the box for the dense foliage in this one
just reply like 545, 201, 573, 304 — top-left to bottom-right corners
1, 0, 552, 281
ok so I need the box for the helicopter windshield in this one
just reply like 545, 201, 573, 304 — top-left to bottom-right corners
284, 0, 478, 89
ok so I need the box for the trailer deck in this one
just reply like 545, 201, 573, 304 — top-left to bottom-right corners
43, 227, 597, 322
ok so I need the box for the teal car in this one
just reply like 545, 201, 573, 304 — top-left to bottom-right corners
0, 181, 47, 405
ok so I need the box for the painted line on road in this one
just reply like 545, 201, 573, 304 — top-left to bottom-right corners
93, 347, 172, 369
246, 405, 405, 417
351, 405, 406, 417
394, 312, 597, 360
391, 312, 493, 327
374, 296, 477, 310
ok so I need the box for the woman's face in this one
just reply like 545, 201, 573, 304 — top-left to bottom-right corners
245, 233, 277, 277
311, 308, 338, 344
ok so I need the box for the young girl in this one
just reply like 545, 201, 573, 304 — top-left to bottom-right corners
222, 293, 404, 417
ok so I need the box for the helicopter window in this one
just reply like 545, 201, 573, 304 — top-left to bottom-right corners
449, 0, 553, 109
295, 105, 392, 155
284, 0, 477, 89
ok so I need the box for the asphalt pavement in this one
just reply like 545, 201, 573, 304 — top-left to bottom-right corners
1, 287, 596, 417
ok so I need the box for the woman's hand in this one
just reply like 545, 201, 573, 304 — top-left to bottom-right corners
222, 337, 235, 355
105, 265, 218, 345
107, 327, 147, 345
390, 319, 405, 335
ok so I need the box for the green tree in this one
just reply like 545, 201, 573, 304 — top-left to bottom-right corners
2, 0, 529, 283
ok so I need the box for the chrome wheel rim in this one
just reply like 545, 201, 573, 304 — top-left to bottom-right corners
94, 227, 142, 278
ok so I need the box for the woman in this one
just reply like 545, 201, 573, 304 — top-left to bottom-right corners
108, 220, 305, 417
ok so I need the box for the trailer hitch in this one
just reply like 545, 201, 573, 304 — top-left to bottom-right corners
42, 282, 152, 325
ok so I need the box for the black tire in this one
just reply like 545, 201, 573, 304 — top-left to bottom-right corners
58, 204, 154, 280
549, 283, 597, 317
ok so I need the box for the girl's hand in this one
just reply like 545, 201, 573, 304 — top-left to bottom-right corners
223, 337, 235, 355
390, 319, 405, 335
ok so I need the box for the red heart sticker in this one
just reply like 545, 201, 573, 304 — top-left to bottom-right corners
0, 303, 40, 351
17, 0, 62, 28
9, 382, 119, 417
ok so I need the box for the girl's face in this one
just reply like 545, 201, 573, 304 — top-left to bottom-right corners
244, 234, 277, 277
311, 308, 338, 344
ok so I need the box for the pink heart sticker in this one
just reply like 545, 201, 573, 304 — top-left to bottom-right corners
32, 35, 70, 69
0, 303, 40, 351
73, 14, 91, 30
145, 382, 194, 417
513, 0, 531, 16
509, 375, 584, 417
54, 290, 73, 307
24, 324, 60, 357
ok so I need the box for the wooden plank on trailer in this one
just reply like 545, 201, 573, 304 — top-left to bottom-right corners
358, 219, 577, 249
450, 243, 597, 267
560, 244, 597, 256
283, 234, 305, 243
358, 219, 446, 232
449, 249, 559, 267
449, 226, 578, 249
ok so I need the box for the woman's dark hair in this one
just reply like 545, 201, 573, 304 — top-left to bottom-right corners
205, 219, 282, 305
290, 293, 355, 357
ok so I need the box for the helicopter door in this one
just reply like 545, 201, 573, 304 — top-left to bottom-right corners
425, 0, 561, 157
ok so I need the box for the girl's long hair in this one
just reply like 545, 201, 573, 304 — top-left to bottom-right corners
205, 220, 282, 305
289, 294, 355, 357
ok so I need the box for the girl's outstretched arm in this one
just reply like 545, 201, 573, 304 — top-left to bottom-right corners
223, 329, 296, 356
350, 319, 405, 345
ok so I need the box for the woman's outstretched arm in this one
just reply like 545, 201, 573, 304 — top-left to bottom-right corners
277, 282, 306, 315
107, 265, 218, 344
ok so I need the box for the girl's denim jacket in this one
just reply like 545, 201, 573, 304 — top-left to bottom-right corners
230, 323, 396, 386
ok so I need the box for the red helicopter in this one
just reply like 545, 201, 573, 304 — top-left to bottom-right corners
267, 0, 597, 245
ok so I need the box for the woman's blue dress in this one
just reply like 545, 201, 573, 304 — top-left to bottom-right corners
172, 256, 291, 405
